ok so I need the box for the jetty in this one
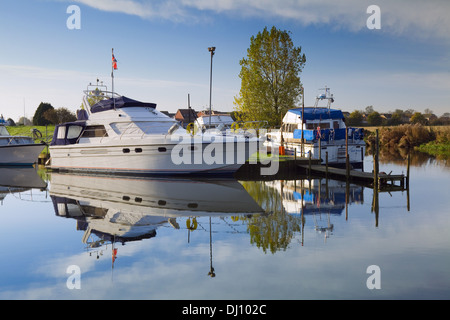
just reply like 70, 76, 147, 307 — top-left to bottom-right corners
298, 163, 408, 191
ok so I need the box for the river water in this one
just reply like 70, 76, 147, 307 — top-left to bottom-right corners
0, 154, 448, 300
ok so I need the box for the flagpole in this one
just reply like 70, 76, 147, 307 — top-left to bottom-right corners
111, 48, 115, 109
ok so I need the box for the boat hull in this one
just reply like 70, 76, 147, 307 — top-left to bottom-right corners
267, 138, 366, 169
48, 139, 257, 175
0, 143, 46, 166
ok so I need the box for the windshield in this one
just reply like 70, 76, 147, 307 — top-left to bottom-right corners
0, 126, 10, 136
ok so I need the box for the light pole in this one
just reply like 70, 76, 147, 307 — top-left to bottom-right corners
208, 46, 216, 128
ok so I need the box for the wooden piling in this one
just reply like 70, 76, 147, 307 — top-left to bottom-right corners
345, 127, 349, 180
373, 129, 379, 190
407, 153, 411, 211
406, 153, 410, 187
308, 151, 312, 177
318, 138, 321, 163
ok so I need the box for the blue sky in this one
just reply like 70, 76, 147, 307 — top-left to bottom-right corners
0, 0, 449, 122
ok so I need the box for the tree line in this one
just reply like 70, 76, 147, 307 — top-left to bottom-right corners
6, 102, 77, 126
346, 106, 450, 127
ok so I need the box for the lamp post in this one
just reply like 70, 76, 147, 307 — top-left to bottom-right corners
208, 46, 216, 128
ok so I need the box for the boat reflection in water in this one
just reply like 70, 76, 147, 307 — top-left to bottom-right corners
50, 173, 264, 266
242, 178, 364, 243
0, 167, 47, 204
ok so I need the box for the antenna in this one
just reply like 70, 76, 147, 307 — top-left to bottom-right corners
315, 86, 334, 110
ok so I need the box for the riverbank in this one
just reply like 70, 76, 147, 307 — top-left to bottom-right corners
7, 124, 450, 159
364, 124, 450, 157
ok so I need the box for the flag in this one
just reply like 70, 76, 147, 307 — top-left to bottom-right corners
112, 53, 118, 70
112, 248, 118, 263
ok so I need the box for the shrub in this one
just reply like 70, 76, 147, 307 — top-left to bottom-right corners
379, 124, 435, 149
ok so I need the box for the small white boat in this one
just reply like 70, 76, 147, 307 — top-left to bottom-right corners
48, 82, 260, 175
266, 87, 365, 168
0, 120, 46, 166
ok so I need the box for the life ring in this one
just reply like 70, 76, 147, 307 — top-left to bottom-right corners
186, 123, 196, 135
31, 128, 43, 139
186, 217, 198, 231
316, 126, 321, 140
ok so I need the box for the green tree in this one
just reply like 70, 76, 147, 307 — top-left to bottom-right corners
387, 112, 402, 126
33, 102, 54, 125
410, 112, 427, 125
367, 111, 383, 126
346, 110, 363, 126
234, 26, 306, 127
43, 107, 77, 124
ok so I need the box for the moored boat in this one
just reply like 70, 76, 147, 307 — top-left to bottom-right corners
0, 119, 46, 166
48, 82, 260, 175
266, 87, 365, 169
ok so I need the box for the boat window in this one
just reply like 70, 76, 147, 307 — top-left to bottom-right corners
67, 126, 84, 139
57, 126, 67, 139
306, 122, 330, 129
0, 126, 10, 136
81, 125, 108, 138
334, 121, 340, 129
110, 121, 173, 136
283, 123, 297, 132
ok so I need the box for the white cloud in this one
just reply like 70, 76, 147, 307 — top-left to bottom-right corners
72, 0, 450, 41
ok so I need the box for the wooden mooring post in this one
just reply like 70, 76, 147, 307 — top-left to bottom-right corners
373, 129, 379, 190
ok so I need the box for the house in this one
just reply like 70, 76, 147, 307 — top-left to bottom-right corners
174, 108, 198, 127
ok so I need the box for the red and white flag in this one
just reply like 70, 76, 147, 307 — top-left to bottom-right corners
112, 52, 118, 70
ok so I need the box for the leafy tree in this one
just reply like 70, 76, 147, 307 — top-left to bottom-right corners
33, 102, 54, 125
410, 112, 427, 125
43, 107, 77, 124
367, 111, 383, 126
234, 26, 306, 127
7, 118, 16, 126
18, 117, 32, 126
365, 105, 375, 114
387, 112, 402, 126
346, 110, 363, 126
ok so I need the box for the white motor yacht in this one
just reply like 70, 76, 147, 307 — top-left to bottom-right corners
48, 83, 260, 175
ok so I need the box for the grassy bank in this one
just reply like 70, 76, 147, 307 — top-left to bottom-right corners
7, 125, 55, 140
415, 127, 450, 157
364, 124, 450, 157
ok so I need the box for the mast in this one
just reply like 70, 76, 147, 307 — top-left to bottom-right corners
301, 86, 305, 157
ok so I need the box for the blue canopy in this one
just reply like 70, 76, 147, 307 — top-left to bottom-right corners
288, 108, 344, 121
90, 96, 156, 113
50, 121, 86, 146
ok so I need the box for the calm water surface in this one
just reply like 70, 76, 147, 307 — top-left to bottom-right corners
0, 155, 449, 300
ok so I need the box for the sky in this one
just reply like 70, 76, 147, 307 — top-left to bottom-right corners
0, 0, 449, 123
